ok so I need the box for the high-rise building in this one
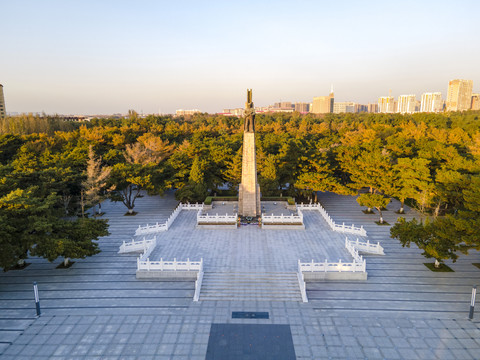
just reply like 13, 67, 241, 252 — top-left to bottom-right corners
396, 95, 416, 114
378, 96, 395, 113
312, 89, 334, 114
472, 94, 480, 111
333, 102, 355, 114
420, 92, 443, 112
368, 103, 378, 113
446, 79, 473, 111
0, 84, 6, 118
354, 104, 368, 113
294, 102, 310, 112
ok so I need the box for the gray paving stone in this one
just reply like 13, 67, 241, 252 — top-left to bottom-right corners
1, 192, 480, 359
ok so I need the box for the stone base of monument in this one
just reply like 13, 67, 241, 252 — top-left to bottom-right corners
196, 201, 238, 229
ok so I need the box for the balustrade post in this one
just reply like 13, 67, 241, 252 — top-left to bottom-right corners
174, 258, 177, 271
324, 259, 328, 272
187, 258, 190, 271
311, 259, 314, 272
160, 258, 163, 271
339, 259, 342, 272
147, 258, 150, 271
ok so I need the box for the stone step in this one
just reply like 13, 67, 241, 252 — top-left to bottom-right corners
199, 272, 302, 302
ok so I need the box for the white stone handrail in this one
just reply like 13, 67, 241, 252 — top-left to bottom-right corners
297, 202, 367, 236
193, 267, 204, 302
135, 222, 168, 236
182, 202, 204, 210
346, 237, 384, 255
135, 203, 204, 236
197, 212, 238, 223
261, 210, 303, 223
137, 257, 203, 271
299, 259, 366, 273
138, 238, 157, 262
345, 239, 364, 263
297, 261, 308, 303
118, 237, 156, 254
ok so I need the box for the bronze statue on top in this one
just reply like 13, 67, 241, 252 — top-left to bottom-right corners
244, 89, 255, 132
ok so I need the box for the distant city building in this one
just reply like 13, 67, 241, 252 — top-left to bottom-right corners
333, 102, 355, 114
312, 90, 334, 114
175, 109, 201, 117
397, 95, 416, 114
420, 92, 443, 112
294, 102, 310, 112
368, 103, 378, 113
446, 79, 473, 111
378, 96, 395, 113
355, 104, 368, 113
0, 84, 6, 118
280, 102, 292, 109
472, 94, 480, 111
222, 108, 244, 116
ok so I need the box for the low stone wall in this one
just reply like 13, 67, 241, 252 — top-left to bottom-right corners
262, 224, 305, 230
136, 270, 199, 279
303, 271, 367, 281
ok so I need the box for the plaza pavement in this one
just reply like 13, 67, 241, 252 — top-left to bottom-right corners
0, 190, 479, 359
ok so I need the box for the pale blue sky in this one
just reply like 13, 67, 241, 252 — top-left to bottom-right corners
1, 0, 479, 114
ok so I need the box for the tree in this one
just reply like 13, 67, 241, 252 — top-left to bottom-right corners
109, 163, 154, 213
390, 217, 459, 268
258, 154, 279, 196
0, 187, 58, 269
356, 193, 390, 223
392, 157, 431, 213
82, 146, 112, 216
31, 217, 109, 267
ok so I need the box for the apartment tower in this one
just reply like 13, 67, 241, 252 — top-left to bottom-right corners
446, 79, 473, 111
378, 96, 395, 113
312, 87, 334, 114
397, 95, 416, 114
420, 92, 443, 112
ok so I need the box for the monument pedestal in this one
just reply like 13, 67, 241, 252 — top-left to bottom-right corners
238, 132, 261, 217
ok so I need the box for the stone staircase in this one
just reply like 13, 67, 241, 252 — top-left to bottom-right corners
200, 272, 302, 301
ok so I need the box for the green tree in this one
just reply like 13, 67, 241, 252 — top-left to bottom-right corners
31, 218, 109, 267
390, 217, 459, 268
356, 193, 390, 223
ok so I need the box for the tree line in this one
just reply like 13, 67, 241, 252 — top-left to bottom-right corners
1, 110, 479, 269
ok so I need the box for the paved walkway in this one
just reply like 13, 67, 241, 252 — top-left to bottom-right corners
0, 191, 479, 359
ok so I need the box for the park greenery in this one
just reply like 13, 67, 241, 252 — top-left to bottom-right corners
1, 110, 480, 269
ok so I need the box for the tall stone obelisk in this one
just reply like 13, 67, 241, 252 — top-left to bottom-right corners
238, 89, 261, 217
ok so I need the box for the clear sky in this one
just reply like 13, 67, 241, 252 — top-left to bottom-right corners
1, 0, 479, 114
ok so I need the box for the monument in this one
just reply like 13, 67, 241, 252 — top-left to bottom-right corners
238, 89, 261, 217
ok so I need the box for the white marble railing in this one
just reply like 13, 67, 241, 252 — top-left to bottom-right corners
193, 269, 204, 302
135, 222, 168, 236
297, 202, 366, 236
118, 237, 156, 254
296, 266, 308, 303
137, 257, 203, 272
345, 239, 364, 263
298, 258, 366, 273
261, 210, 303, 224
346, 237, 384, 255
135, 203, 204, 236
197, 212, 238, 223
182, 202, 204, 210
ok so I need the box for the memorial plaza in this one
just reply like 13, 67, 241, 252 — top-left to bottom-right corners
0, 191, 479, 359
